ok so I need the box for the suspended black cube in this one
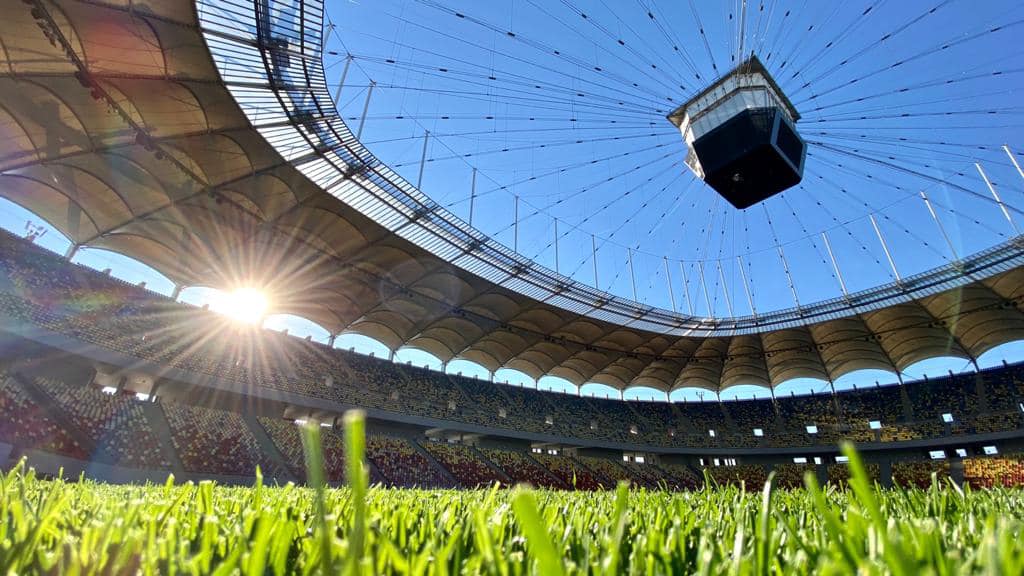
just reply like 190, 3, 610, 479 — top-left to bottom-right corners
668, 56, 805, 209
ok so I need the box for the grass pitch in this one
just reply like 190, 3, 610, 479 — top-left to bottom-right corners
1, 415, 1023, 575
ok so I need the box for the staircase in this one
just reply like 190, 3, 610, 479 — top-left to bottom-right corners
524, 451, 570, 489
973, 373, 989, 413
469, 445, 513, 484
410, 438, 459, 486
718, 402, 737, 430
899, 386, 915, 421
669, 402, 695, 433
138, 402, 186, 476
242, 413, 298, 484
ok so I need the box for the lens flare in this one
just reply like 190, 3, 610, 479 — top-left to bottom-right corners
213, 288, 267, 324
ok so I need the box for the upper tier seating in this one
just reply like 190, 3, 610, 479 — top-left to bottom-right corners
1, 228, 1023, 452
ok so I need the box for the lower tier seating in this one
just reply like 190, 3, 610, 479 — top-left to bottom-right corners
34, 377, 170, 469
0, 373, 87, 460
421, 441, 505, 487
162, 403, 285, 478
531, 453, 603, 490
258, 417, 352, 484
365, 435, 455, 488
891, 461, 950, 488
477, 447, 567, 489
964, 454, 1024, 488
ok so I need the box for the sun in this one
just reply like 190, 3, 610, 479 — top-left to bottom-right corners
213, 287, 268, 325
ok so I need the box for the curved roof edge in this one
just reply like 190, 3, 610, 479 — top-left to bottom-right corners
195, 0, 1024, 338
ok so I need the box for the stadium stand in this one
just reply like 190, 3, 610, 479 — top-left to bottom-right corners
656, 463, 704, 490
531, 453, 604, 490
891, 461, 950, 488
421, 441, 506, 487
258, 417, 350, 484
576, 455, 635, 487
477, 448, 567, 489
0, 372, 87, 460
772, 463, 817, 489
619, 461, 672, 489
365, 435, 455, 488
964, 454, 1024, 488
827, 462, 881, 487
704, 464, 768, 488
3, 229, 1024, 489
33, 377, 171, 469
162, 403, 286, 479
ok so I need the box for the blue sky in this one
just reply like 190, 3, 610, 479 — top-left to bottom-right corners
322, 0, 1024, 320
4, 0, 1024, 401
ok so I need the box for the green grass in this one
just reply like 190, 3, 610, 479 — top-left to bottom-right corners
1, 420, 1023, 575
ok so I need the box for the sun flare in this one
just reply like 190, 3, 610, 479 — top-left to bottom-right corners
213, 288, 267, 324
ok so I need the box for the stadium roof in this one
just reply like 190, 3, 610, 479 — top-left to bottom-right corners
2, 0, 1024, 392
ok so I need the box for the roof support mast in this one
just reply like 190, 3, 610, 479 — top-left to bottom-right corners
664, 257, 677, 313
554, 219, 560, 274
737, 0, 748, 61
592, 234, 599, 289
679, 262, 694, 315
821, 231, 848, 298
919, 191, 960, 262
976, 162, 1020, 237
333, 53, 352, 105
416, 130, 430, 189
717, 261, 734, 317
468, 168, 477, 226
869, 214, 902, 285
513, 196, 519, 252
736, 255, 756, 318
698, 261, 713, 319
355, 80, 375, 140
628, 248, 638, 302
776, 246, 801, 310
1005, 145, 1024, 182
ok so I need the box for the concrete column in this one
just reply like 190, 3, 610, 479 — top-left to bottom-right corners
878, 458, 893, 488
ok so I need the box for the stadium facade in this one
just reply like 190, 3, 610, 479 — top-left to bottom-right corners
1, 0, 1023, 489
